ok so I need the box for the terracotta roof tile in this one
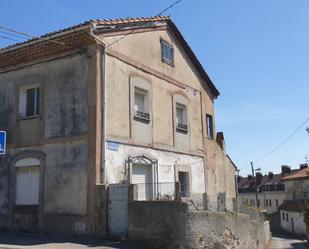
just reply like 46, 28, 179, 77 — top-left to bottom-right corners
0, 16, 170, 52
283, 167, 309, 181
0, 16, 220, 97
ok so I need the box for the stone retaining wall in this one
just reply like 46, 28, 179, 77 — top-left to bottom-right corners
128, 201, 271, 249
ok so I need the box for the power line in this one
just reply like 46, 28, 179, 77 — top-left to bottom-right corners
0, 25, 65, 45
157, 0, 183, 16
106, 0, 184, 48
239, 117, 309, 171
0, 30, 27, 40
0, 35, 19, 42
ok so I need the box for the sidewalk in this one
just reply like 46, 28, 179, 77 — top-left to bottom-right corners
0, 232, 141, 249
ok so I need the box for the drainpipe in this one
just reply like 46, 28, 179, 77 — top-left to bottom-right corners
90, 24, 107, 184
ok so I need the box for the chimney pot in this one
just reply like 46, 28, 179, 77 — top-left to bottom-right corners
300, 163, 308, 170
281, 165, 291, 176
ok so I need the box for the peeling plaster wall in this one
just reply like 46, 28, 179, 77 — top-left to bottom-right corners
102, 28, 224, 207
44, 55, 88, 138
105, 142, 205, 200
0, 52, 91, 231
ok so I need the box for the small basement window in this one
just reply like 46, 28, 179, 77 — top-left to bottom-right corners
161, 39, 174, 66
134, 87, 150, 122
19, 85, 40, 118
176, 103, 188, 133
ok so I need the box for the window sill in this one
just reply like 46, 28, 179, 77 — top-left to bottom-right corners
17, 115, 40, 121
206, 136, 214, 140
14, 204, 39, 212
162, 58, 175, 67
176, 128, 188, 134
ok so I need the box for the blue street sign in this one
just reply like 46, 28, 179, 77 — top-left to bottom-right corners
0, 131, 6, 155
107, 141, 119, 151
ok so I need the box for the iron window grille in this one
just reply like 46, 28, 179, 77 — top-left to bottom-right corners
134, 110, 150, 122
176, 123, 188, 133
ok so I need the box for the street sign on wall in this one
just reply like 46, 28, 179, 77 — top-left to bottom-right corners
0, 131, 6, 155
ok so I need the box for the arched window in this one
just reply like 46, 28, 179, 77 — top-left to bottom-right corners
15, 158, 40, 205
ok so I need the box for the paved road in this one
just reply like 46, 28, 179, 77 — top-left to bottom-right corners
0, 232, 141, 249
268, 233, 308, 249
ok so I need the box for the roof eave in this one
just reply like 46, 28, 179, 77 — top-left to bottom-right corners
166, 19, 220, 98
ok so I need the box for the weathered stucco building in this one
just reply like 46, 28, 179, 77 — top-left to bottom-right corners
0, 16, 236, 235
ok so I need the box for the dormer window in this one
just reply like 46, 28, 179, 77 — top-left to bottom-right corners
134, 87, 150, 122
176, 103, 188, 133
161, 39, 174, 66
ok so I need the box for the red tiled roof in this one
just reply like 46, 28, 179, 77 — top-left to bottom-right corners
96, 16, 170, 25
282, 167, 309, 181
0, 16, 170, 52
0, 16, 220, 97
238, 168, 300, 192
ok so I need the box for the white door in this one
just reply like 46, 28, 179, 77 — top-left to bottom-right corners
108, 184, 129, 236
132, 164, 152, 200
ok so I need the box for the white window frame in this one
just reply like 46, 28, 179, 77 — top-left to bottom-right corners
18, 84, 40, 118
134, 87, 150, 122
160, 39, 174, 66
176, 103, 188, 133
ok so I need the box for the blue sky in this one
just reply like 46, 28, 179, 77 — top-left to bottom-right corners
1, 0, 308, 175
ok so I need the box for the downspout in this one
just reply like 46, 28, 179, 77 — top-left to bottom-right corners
90, 24, 107, 184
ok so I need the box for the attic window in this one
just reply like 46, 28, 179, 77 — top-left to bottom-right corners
160, 39, 174, 66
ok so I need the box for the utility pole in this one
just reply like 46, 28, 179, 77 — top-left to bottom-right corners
251, 162, 259, 209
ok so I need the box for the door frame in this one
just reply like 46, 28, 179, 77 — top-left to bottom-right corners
127, 154, 158, 200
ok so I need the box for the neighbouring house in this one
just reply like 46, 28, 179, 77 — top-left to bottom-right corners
237, 165, 301, 214
0, 16, 237, 236
280, 165, 309, 235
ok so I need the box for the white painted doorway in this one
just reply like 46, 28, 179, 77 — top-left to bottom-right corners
108, 184, 129, 236
132, 164, 153, 200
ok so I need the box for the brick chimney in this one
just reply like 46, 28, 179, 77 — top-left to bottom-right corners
300, 163, 308, 170
268, 172, 274, 180
256, 172, 263, 185
281, 165, 291, 176
216, 132, 226, 151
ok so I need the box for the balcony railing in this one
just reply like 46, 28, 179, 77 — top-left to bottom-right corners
134, 111, 150, 122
